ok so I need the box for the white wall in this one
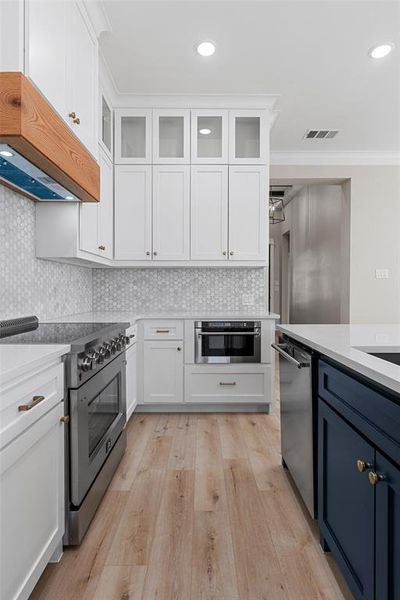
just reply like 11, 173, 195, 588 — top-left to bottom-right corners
271, 165, 400, 324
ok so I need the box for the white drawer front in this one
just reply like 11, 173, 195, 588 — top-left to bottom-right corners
0, 363, 64, 449
143, 320, 183, 340
185, 365, 271, 403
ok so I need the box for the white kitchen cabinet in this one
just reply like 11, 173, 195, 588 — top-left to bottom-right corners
0, 403, 64, 600
191, 165, 228, 261
229, 110, 268, 164
191, 109, 229, 164
228, 165, 268, 261
143, 341, 183, 403
25, 0, 68, 119
25, 1, 98, 157
80, 147, 113, 259
68, 1, 98, 157
152, 165, 190, 260
114, 165, 152, 260
115, 109, 152, 164
153, 109, 190, 164
125, 327, 137, 421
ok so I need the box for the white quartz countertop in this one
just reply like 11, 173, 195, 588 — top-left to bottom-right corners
277, 324, 400, 395
0, 344, 70, 387
46, 311, 280, 326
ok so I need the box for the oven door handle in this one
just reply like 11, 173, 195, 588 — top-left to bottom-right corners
271, 343, 310, 369
196, 331, 260, 336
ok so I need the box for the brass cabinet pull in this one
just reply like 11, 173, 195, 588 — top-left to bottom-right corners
98, 245, 106, 251
222, 251, 227, 256
356, 459, 372, 473
18, 395, 45, 411
229, 251, 234, 256
146, 251, 151, 256
368, 471, 385, 486
177, 347, 182, 351
156, 329, 170, 333
219, 381, 237, 386
60, 415, 70, 425
73, 117, 80, 125
153, 251, 158, 256
69, 112, 77, 119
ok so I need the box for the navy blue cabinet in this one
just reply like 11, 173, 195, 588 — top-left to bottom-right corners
318, 359, 400, 600
375, 452, 400, 600
318, 400, 375, 600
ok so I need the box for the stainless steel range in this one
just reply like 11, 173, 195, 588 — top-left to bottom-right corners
0, 316, 131, 544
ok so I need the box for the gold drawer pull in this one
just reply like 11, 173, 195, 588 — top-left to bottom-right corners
156, 329, 170, 333
60, 415, 70, 425
219, 382, 237, 386
356, 459, 372, 473
18, 395, 45, 412
368, 471, 385, 486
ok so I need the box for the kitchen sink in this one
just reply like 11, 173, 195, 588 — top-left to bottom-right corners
368, 352, 400, 366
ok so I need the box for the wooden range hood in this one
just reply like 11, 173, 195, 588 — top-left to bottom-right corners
0, 72, 99, 202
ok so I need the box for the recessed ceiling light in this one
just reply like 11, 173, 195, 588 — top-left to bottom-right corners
196, 41, 216, 57
65, 195, 74, 200
368, 43, 394, 59
199, 128, 211, 135
0, 150, 13, 157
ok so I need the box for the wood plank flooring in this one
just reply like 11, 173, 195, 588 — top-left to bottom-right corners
31, 410, 351, 600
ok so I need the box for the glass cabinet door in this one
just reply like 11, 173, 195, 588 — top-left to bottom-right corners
115, 109, 152, 164
191, 110, 228, 163
153, 109, 190, 163
229, 110, 268, 164
100, 95, 112, 155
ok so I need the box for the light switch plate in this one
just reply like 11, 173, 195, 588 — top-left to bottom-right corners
242, 293, 255, 306
375, 269, 390, 279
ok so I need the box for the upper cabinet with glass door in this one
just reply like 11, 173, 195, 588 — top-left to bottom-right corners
115, 109, 152, 164
191, 110, 229, 164
229, 110, 268, 164
99, 92, 113, 159
153, 109, 190, 163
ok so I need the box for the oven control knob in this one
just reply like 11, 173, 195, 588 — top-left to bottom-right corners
124, 336, 131, 345
87, 350, 100, 364
110, 339, 117, 354
103, 343, 112, 358
80, 356, 93, 372
119, 334, 127, 348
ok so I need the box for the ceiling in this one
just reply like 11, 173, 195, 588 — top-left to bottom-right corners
100, 0, 400, 154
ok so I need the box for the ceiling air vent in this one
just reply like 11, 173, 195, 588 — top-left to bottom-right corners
304, 129, 339, 139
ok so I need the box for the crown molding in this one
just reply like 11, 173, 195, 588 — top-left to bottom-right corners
111, 93, 280, 110
82, 0, 112, 38
270, 151, 400, 166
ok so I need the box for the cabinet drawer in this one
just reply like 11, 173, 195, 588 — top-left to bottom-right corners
185, 365, 271, 403
319, 360, 400, 464
143, 320, 183, 340
0, 363, 64, 450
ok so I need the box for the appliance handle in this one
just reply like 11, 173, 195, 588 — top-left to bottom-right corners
271, 343, 310, 369
197, 331, 259, 336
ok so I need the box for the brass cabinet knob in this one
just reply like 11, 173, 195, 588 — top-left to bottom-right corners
60, 415, 70, 425
69, 112, 77, 119
368, 471, 384, 486
98, 245, 106, 251
153, 251, 158, 256
177, 347, 182, 351
356, 459, 372, 473
229, 250, 234, 256
146, 251, 151, 256
222, 250, 227, 256
73, 117, 80, 125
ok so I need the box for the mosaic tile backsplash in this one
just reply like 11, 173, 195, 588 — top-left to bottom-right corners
0, 186, 93, 321
92, 268, 267, 313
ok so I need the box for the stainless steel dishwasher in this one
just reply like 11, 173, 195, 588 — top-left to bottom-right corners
272, 336, 316, 518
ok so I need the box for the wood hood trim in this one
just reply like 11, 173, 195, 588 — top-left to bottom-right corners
0, 72, 99, 202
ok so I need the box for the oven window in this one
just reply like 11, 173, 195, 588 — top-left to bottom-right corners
202, 334, 255, 357
88, 374, 120, 456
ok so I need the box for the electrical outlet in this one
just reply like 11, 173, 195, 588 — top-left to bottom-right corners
375, 269, 390, 279
241, 294, 255, 306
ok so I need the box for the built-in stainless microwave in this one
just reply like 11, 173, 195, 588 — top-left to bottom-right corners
195, 321, 261, 364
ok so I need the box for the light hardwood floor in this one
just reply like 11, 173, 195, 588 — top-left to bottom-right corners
31, 407, 352, 600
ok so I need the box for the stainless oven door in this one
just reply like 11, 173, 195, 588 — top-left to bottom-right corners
195, 326, 261, 364
69, 353, 126, 507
